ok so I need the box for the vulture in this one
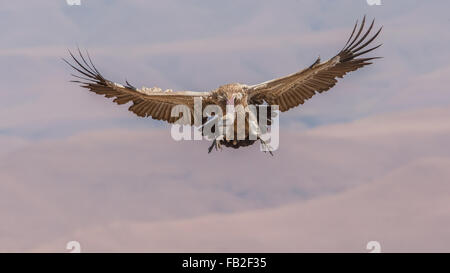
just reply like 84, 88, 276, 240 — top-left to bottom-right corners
65, 16, 382, 155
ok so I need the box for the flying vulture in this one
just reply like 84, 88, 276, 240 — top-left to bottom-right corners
65, 16, 382, 155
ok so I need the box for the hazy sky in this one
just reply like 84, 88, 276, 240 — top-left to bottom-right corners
1, 0, 450, 252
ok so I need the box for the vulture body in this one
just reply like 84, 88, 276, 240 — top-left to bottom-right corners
65, 16, 382, 154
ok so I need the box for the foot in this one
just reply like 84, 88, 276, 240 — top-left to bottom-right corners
259, 138, 274, 156
208, 136, 223, 153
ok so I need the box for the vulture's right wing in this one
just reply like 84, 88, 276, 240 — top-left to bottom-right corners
64, 50, 212, 125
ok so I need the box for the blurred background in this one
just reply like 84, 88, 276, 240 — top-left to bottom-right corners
1, 0, 450, 252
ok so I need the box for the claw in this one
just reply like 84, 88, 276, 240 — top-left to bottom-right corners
208, 139, 216, 154
208, 135, 224, 154
259, 138, 274, 156
216, 140, 222, 151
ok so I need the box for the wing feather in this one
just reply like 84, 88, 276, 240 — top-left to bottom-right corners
64, 50, 212, 124
247, 16, 382, 112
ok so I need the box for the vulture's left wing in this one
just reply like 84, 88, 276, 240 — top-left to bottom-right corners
64, 50, 211, 125
247, 16, 382, 112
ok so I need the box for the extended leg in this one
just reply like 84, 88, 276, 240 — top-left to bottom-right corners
208, 135, 224, 154
259, 137, 274, 156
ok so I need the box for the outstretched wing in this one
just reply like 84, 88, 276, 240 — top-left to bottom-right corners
247, 16, 382, 112
64, 50, 212, 124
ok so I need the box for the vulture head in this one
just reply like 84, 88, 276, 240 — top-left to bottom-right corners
214, 83, 247, 106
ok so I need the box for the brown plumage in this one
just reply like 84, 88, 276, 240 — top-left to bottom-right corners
65, 16, 382, 154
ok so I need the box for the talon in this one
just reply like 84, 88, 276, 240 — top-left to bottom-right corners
208, 136, 224, 154
216, 140, 222, 151
259, 137, 274, 156
208, 139, 216, 154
